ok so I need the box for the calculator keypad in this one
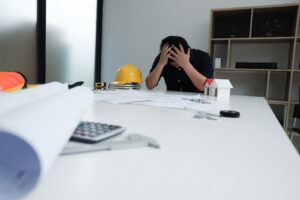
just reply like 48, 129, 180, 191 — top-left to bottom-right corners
71, 121, 125, 143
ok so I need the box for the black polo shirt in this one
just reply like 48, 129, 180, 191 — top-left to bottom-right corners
150, 49, 214, 92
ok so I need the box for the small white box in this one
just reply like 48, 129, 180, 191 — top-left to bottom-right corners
215, 58, 221, 68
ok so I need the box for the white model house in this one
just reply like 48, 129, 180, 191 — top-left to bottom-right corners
204, 78, 214, 96
204, 78, 233, 98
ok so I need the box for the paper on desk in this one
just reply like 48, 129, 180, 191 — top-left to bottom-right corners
0, 82, 68, 115
0, 84, 93, 200
94, 90, 216, 111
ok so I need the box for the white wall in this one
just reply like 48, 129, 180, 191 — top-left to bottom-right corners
102, 0, 299, 90
0, 0, 37, 83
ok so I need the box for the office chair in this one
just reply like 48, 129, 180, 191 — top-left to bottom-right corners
290, 86, 300, 141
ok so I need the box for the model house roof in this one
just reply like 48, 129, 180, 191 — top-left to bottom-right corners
211, 79, 233, 88
203, 78, 214, 86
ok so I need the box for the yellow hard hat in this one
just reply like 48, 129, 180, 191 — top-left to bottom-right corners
111, 64, 143, 84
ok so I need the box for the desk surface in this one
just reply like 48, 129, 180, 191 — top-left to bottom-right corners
24, 94, 300, 200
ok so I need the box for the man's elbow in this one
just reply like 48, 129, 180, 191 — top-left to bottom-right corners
145, 77, 154, 90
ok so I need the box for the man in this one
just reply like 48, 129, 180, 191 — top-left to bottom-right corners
145, 36, 213, 92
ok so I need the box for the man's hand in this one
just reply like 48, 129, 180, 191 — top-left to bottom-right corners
169, 44, 191, 69
145, 44, 171, 90
158, 44, 172, 67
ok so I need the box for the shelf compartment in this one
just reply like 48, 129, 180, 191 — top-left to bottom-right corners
211, 41, 228, 69
297, 14, 300, 37
267, 71, 290, 101
291, 73, 300, 102
212, 9, 251, 38
229, 42, 293, 69
252, 5, 298, 37
287, 104, 299, 130
294, 40, 300, 70
270, 104, 287, 127
214, 71, 266, 97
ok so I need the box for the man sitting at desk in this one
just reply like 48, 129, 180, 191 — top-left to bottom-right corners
145, 36, 213, 92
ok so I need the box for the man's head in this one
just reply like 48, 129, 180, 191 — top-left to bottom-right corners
160, 36, 190, 54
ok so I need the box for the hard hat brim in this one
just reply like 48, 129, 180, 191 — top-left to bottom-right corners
111, 80, 143, 85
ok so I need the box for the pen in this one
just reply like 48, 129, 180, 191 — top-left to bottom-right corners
182, 98, 211, 104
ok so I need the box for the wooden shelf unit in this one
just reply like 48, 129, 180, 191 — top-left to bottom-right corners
268, 100, 288, 105
211, 36, 295, 42
209, 3, 300, 131
291, 100, 299, 105
214, 68, 292, 72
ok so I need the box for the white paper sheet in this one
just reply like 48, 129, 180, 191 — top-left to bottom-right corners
94, 90, 216, 111
0, 82, 68, 115
0, 83, 93, 200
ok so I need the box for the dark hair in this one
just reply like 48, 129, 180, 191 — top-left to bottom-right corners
160, 36, 190, 54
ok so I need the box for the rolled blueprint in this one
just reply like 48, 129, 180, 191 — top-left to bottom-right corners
0, 84, 93, 200
0, 82, 68, 115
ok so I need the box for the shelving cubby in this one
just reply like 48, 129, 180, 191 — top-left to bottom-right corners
294, 39, 300, 70
291, 72, 300, 102
209, 3, 300, 131
211, 41, 228, 68
214, 70, 267, 97
229, 41, 293, 69
212, 9, 251, 39
267, 71, 290, 102
251, 6, 298, 38
270, 104, 287, 127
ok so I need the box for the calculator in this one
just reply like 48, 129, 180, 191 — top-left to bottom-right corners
71, 121, 126, 143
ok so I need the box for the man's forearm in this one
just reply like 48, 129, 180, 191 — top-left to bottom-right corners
146, 63, 164, 89
182, 63, 207, 91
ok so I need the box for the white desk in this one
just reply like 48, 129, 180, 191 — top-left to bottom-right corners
24, 94, 300, 200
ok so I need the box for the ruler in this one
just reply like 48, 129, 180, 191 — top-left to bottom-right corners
61, 133, 160, 155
